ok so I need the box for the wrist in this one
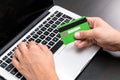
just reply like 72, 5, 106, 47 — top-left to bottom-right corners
114, 31, 120, 51
47, 71, 59, 80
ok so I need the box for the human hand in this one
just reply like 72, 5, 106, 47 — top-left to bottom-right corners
12, 41, 58, 80
74, 17, 120, 51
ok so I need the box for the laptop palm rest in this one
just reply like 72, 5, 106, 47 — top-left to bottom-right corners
54, 42, 100, 80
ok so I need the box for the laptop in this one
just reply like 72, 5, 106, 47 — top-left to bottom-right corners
0, 0, 100, 80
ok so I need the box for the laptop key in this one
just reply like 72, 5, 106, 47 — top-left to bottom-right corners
0, 60, 3, 64
48, 41, 54, 46
62, 14, 72, 20
5, 58, 12, 64
45, 24, 50, 28
51, 24, 57, 28
56, 12, 63, 17
55, 21, 61, 25
10, 54, 13, 59
52, 37, 58, 42
47, 45, 51, 49
23, 39, 27, 42
48, 28, 53, 32
56, 34, 61, 38
51, 40, 63, 53
39, 24, 43, 28
28, 38, 34, 41
7, 51, 13, 56
47, 17, 51, 21
40, 35, 45, 39
54, 11, 59, 14
21, 77, 26, 80
53, 29, 59, 34
48, 20, 54, 24
64, 19, 70, 23
52, 17, 58, 21
10, 68, 18, 75
50, 14, 55, 18
41, 27, 46, 31
35, 28, 39, 32
12, 48, 16, 52
61, 22, 66, 25
0, 62, 7, 68
30, 31, 35, 35
5, 63, 14, 72
33, 34, 39, 39
59, 18, 64, 21
46, 37, 51, 41
26, 35, 31, 39
35, 39, 41, 43
50, 33, 55, 37
16, 72, 22, 78
2, 56, 8, 61
44, 31, 49, 35
43, 21, 47, 24
37, 31, 42, 35
42, 40, 47, 45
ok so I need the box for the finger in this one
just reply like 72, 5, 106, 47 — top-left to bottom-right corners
18, 42, 29, 54
86, 17, 96, 29
74, 40, 91, 48
14, 48, 22, 62
87, 17, 105, 29
12, 54, 20, 69
74, 30, 93, 40
38, 43, 52, 54
38, 43, 47, 50
28, 41, 42, 51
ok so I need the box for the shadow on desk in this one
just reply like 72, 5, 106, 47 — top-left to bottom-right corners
76, 49, 120, 80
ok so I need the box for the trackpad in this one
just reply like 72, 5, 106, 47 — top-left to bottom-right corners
54, 43, 99, 80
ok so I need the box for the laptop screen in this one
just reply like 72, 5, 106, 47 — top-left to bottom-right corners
0, 0, 53, 50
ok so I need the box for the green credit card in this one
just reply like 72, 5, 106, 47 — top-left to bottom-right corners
57, 16, 90, 45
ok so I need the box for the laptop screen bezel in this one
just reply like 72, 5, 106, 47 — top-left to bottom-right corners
0, 0, 54, 56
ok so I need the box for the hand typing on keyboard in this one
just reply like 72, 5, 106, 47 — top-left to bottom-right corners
0, 11, 70, 80
12, 41, 59, 80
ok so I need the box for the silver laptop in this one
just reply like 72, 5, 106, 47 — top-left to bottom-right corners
0, 0, 100, 80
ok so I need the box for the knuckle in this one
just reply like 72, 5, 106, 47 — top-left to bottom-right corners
14, 48, 18, 53
18, 42, 26, 47
18, 42, 22, 45
29, 44, 39, 51
18, 43, 23, 48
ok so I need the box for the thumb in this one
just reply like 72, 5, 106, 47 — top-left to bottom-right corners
74, 30, 93, 40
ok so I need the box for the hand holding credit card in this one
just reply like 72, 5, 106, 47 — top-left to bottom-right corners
58, 16, 90, 45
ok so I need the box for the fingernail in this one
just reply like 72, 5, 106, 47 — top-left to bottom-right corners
74, 41, 77, 45
75, 32, 80, 38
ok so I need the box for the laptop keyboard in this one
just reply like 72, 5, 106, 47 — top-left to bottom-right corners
0, 11, 74, 80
